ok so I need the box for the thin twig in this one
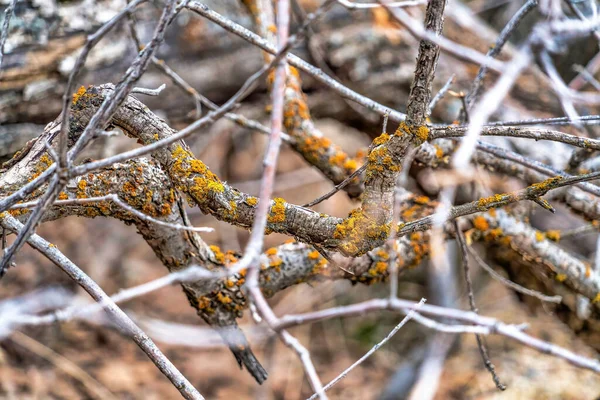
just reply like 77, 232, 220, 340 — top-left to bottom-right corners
0, 214, 204, 400
428, 74, 455, 116
0, 0, 17, 69
307, 299, 426, 400
465, 0, 538, 109
273, 297, 600, 373
454, 220, 506, 390
468, 246, 563, 303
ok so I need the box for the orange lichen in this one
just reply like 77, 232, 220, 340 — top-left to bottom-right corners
267, 197, 286, 224
535, 231, 545, 242
394, 122, 429, 143
477, 193, 504, 209
295, 136, 333, 165
312, 257, 328, 275
343, 159, 358, 171
265, 247, 278, 256
216, 292, 232, 304
376, 249, 389, 260
197, 296, 214, 313
366, 145, 401, 179
374, 261, 387, 274
329, 152, 347, 166
209, 245, 225, 264
76, 179, 87, 199
307, 250, 320, 260
530, 176, 563, 193
485, 228, 503, 242
545, 230, 560, 242
246, 196, 258, 206
30, 153, 54, 180
58, 192, 69, 200
72, 86, 87, 105
473, 215, 489, 231
334, 208, 391, 256
414, 196, 430, 205
373, 133, 390, 146
207, 181, 225, 193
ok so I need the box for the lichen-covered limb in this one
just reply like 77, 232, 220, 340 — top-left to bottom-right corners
416, 137, 600, 222
1, 134, 432, 373
429, 126, 600, 151
471, 208, 600, 307
0, 125, 267, 382
244, 0, 364, 198
65, 85, 426, 257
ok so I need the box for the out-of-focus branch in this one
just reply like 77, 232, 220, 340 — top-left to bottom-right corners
0, 214, 204, 400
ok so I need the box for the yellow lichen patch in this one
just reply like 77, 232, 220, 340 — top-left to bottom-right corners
545, 230, 560, 242
72, 86, 87, 105
224, 251, 238, 265
246, 196, 258, 206
415, 125, 429, 142
329, 151, 347, 167
284, 238, 296, 244
30, 153, 54, 180
265, 247, 278, 256
414, 196, 430, 205
58, 192, 69, 200
376, 249, 389, 260
343, 159, 358, 171
593, 293, 600, 304
207, 181, 225, 193
372, 132, 390, 146
269, 257, 283, 272
267, 197, 286, 224
122, 181, 137, 197
8, 208, 27, 217
401, 205, 420, 220
366, 145, 401, 179
216, 292, 232, 304
374, 261, 387, 274
530, 176, 563, 193
307, 250, 320, 260
311, 257, 328, 275
473, 215, 489, 231
209, 245, 225, 264
434, 144, 444, 159
485, 228, 503, 242
394, 122, 429, 143
585, 263, 592, 278
295, 136, 333, 165
408, 232, 429, 267
160, 203, 172, 216
197, 296, 214, 313
76, 179, 87, 199
535, 231, 545, 242
334, 208, 391, 256
555, 273, 567, 282
225, 279, 235, 288
477, 193, 504, 210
